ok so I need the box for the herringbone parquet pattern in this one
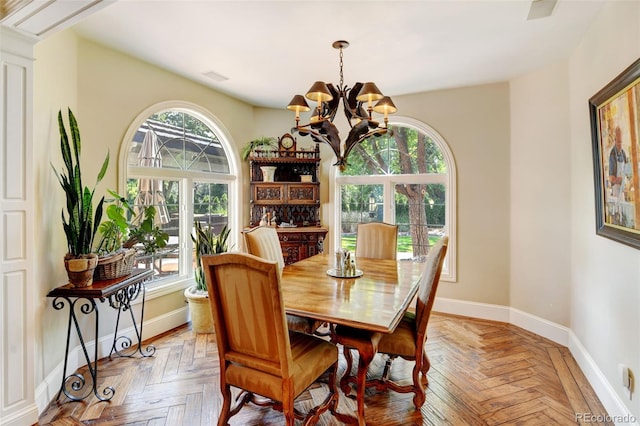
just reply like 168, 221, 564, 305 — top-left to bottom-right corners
38, 313, 612, 425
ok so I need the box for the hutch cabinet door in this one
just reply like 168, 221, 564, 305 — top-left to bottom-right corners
252, 183, 285, 204
286, 183, 319, 205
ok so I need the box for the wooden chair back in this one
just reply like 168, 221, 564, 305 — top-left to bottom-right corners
414, 236, 448, 350
202, 252, 342, 425
203, 252, 291, 378
243, 226, 322, 334
243, 226, 285, 273
355, 222, 398, 260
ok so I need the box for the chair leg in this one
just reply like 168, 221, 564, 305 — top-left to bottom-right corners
341, 347, 355, 395
381, 355, 397, 381
421, 352, 430, 385
411, 362, 426, 409
217, 385, 232, 426
283, 388, 296, 426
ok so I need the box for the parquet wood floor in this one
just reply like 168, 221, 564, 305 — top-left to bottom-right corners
38, 313, 612, 425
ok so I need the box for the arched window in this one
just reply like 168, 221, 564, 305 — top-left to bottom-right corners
335, 117, 456, 280
120, 102, 239, 288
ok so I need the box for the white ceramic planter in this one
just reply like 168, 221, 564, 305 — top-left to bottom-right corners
260, 166, 277, 182
184, 286, 214, 333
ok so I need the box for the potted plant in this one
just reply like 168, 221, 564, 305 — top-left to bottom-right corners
240, 136, 276, 160
51, 108, 109, 287
94, 190, 170, 280
127, 205, 170, 255
185, 220, 230, 333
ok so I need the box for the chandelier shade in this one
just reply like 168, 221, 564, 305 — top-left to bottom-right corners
287, 40, 396, 170
306, 81, 334, 103
356, 82, 383, 103
286, 95, 311, 125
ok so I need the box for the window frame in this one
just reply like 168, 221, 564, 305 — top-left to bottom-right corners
331, 116, 457, 281
118, 101, 240, 298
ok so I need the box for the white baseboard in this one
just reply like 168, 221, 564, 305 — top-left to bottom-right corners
0, 405, 39, 426
433, 297, 511, 323
568, 331, 639, 425
35, 305, 189, 413
433, 297, 638, 426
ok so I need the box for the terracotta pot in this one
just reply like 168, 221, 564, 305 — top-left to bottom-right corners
184, 286, 214, 333
64, 253, 99, 288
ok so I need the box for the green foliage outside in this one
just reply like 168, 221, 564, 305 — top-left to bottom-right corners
341, 234, 442, 254
338, 125, 447, 257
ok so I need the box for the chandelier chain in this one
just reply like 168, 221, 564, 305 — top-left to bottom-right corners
339, 47, 344, 88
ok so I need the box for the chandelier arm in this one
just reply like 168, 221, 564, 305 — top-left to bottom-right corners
342, 123, 389, 163
345, 82, 369, 122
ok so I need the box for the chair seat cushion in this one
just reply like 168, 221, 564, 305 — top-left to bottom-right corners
333, 325, 383, 351
225, 331, 337, 400
378, 315, 417, 357
286, 314, 323, 334
289, 331, 337, 394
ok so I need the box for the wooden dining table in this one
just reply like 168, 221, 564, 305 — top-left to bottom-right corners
280, 252, 426, 424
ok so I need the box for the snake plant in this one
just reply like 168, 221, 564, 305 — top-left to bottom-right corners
51, 108, 109, 256
191, 221, 230, 292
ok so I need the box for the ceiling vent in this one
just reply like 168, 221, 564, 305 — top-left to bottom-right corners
527, 0, 557, 20
203, 70, 229, 82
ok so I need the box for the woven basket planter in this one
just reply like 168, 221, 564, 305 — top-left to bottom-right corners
94, 248, 136, 280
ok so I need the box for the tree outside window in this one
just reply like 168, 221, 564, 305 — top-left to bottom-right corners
337, 121, 455, 279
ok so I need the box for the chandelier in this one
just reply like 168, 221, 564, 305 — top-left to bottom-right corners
287, 40, 397, 170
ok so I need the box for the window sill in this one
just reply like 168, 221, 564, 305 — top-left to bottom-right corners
145, 275, 194, 302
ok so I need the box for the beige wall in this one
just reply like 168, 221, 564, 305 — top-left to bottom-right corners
510, 61, 571, 326
568, 0, 640, 417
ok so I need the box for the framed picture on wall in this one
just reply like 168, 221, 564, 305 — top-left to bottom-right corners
589, 57, 640, 249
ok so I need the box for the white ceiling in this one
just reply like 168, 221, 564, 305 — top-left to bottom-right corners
59, 1, 606, 109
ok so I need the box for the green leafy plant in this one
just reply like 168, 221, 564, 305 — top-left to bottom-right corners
96, 189, 170, 256
127, 205, 170, 254
51, 108, 109, 257
96, 190, 134, 255
241, 136, 276, 160
191, 221, 230, 292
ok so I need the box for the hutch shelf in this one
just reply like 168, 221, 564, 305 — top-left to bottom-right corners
248, 144, 327, 264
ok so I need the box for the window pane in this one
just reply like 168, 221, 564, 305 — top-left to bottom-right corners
126, 178, 180, 281
340, 184, 384, 251
128, 113, 230, 173
341, 126, 447, 176
192, 182, 229, 271
395, 183, 446, 259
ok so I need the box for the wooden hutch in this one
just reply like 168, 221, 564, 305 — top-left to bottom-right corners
248, 140, 327, 264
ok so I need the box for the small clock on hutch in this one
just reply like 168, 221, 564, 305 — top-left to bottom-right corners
278, 133, 296, 156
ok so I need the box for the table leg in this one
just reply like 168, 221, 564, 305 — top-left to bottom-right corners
107, 281, 156, 358
51, 296, 115, 402
335, 331, 382, 426
354, 348, 375, 426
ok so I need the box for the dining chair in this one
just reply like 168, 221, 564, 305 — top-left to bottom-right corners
202, 252, 342, 426
334, 236, 448, 414
243, 226, 323, 334
331, 222, 398, 424
354, 222, 398, 259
